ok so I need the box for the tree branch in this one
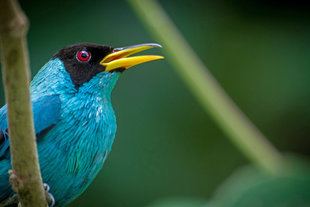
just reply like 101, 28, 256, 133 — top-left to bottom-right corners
0, 0, 47, 206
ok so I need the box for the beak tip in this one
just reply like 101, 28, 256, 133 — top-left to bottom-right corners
152, 43, 162, 48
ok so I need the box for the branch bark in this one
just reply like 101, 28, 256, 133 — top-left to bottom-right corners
0, 0, 47, 206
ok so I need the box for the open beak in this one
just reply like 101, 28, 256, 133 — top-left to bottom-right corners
100, 43, 164, 72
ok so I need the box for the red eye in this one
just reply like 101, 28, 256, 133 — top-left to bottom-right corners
76, 50, 91, 62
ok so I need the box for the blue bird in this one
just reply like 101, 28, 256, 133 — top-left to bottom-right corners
0, 43, 163, 206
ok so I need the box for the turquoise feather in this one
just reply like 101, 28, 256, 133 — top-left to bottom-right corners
0, 58, 119, 206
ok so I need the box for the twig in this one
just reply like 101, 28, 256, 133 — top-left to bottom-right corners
0, 0, 47, 206
128, 0, 284, 174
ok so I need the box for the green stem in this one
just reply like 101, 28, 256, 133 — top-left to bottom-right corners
128, 0, 284, 174
0, 0, 47, 206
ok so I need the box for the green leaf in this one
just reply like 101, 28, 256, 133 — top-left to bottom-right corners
209, 156, 310, 207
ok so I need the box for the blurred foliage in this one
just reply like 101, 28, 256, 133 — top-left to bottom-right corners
148, 157, 310, 207
0, 0, 310, 206
207, 157, 310, 207
147, 197, 206, 207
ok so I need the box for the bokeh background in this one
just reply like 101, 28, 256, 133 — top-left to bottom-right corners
1, 0, 310, 206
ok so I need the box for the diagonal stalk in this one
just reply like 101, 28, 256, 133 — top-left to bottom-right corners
128, 0, 284, 174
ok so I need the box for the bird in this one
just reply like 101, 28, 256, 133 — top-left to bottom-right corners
0, 43, 163, 206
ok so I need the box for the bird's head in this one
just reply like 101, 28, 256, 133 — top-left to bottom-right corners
32, 43, 163, 96
53, 43, 163, 89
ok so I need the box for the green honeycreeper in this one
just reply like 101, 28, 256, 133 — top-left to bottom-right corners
0, 43, 163, 206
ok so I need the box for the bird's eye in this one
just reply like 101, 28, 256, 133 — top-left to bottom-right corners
76, 50, 91, 62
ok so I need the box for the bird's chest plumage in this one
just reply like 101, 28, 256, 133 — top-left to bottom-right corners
60, 95, 115, 173
37, 93, 117, 205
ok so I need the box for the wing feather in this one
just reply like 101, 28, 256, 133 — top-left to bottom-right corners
0, 95, 61, 159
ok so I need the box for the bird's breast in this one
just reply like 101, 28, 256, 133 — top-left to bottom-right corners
37, 93, 117, 200
61, 94, 116, 173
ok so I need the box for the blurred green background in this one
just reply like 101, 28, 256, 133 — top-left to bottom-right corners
1, 0, 310, 206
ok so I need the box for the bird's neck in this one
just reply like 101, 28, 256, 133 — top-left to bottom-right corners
77, 72, 120, 101
30, 58, 120, 101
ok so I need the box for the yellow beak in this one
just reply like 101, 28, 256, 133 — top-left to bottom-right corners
100, 43, 164, 72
